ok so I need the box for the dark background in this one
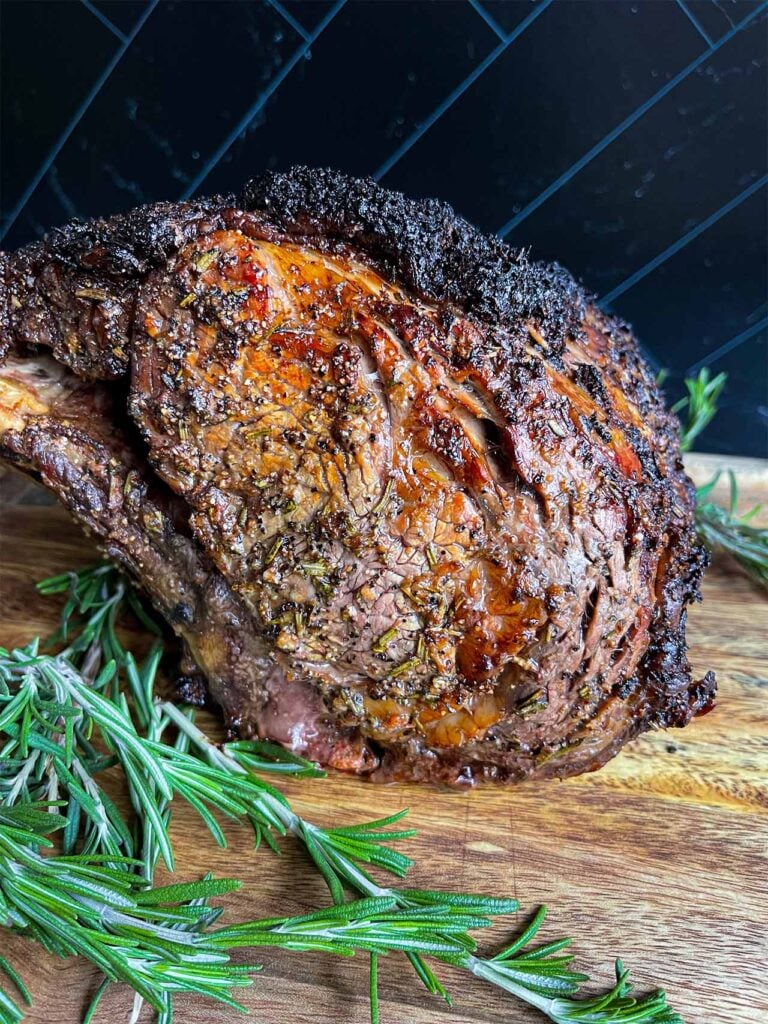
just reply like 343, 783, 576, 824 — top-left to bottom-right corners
1, 0, 766, 455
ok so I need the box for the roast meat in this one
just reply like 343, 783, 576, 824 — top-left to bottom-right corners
0, 168, 714, 784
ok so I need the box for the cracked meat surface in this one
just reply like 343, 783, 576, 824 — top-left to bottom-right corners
0, 167, 714, 784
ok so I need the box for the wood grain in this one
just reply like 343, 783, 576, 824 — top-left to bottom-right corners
0, 455, 765, 1024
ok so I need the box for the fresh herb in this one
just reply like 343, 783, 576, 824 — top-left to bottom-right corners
673, 369, 767, 591
0, 955, 30, 1024
0, 565, 683, 1023
695, 471, 768, 590
672, 368, 727, 453
0, 806, 257, 1020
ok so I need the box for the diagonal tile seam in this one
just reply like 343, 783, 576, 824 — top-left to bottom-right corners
265, 0, 310, 43
80, 0, 128, 43
373, 0, 554, 182
599, 174, 768, 307
0, 0, 160, 243
686, 316, 768, 375
675, 0, 715, 47
179, 0, 346, 199
497, 2, 768, 238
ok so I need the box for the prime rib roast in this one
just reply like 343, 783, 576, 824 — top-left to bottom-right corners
0, 167, 715, 784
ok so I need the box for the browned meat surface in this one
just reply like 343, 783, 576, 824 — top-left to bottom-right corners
0, 168, 714, 784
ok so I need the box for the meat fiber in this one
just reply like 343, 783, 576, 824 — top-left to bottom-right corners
0, 167, 714, 784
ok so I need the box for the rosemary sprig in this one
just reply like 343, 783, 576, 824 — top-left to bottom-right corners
0, 806, 258, 1019
695, 470, 768, 590
0, 565, 684, 1023
671, 369, 767, 591
0, 799, 680, 1024
0, 807, 519, 1021
672, 368, 727, 453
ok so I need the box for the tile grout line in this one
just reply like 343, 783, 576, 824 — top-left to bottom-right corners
264, 0, 310, 43
497, 1, 768, 238
80, 0, 128, 43
47, 166, 79, 220
179, 0, 346, 200
686, 316, 768, 375
599, 174, 768, 307
466, 0, 506, 43
374, 0, 553, 181
0, 0, 160, 244
675, 0, 715, 47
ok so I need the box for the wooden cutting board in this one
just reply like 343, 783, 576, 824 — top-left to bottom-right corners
1, 454, 766, 1024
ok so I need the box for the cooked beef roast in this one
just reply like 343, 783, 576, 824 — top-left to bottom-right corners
0, 167, 714, 784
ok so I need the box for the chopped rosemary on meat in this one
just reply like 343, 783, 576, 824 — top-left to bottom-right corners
263, 536, 283, 566
387, 657, 422, 679
516, 689, 549, 718
194, 249, 219, 272
243, 427, 269, 441
372, 625, 400, 654
0, 565, 683, 1024
74, 287, 109, 302
370, 477, 394, 517
416, 635, 427, 662
301, 560, 331, 576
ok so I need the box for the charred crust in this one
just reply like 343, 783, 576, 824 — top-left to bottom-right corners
174, 674, 210, 707
0, 167, 715, 781
241, 167, 585, 347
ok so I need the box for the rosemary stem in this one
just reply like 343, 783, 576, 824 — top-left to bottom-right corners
466, 955, 553, 1013
370, 952, 380, 1024
156, 700, 393, 895
155, 702, 245, 776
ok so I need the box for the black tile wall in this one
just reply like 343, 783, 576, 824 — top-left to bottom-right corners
1, 0, 766, 457
382, 0, 705, 229
610, 185, 768, 453
684, 0, 764, 41
607, 186, 767, 361
4, 0, 299, 227
92, 1, 148, 33
1, 2, 116, 210
508, 14, 767, 297
202, 1, 499, 191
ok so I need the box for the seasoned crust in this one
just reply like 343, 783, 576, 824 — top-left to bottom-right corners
242, 166, 586, 348
1, 166, 588, 371
0, 167, 715, 783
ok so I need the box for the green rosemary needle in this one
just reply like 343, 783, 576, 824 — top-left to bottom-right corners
671, 369, 767, 592
672, 367, 727, 453
695, 470, 768, 591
